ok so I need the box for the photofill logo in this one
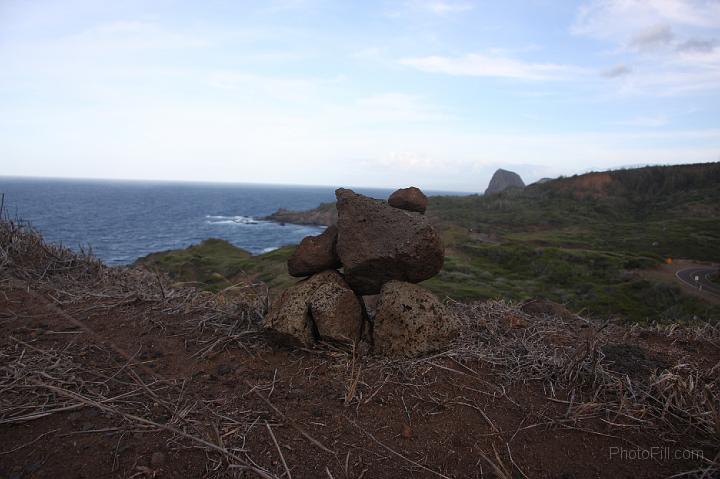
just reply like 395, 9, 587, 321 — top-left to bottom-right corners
609, 446, 704, 462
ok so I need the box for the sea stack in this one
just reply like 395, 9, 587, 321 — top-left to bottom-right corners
485, 168, 525, 195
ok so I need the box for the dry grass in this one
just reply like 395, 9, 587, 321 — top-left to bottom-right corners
0, 218, 267, 351
411, 300, 718, 476
333, 299, 719, 477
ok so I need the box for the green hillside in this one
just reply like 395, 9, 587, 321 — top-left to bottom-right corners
136, 163, 720, 324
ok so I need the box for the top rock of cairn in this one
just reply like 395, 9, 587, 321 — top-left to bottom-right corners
387, 186, 428, 213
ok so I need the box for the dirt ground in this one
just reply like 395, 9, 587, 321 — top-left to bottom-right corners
1, 271, 719, 479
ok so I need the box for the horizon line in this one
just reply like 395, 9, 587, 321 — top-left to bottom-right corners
0, 174, 479, 195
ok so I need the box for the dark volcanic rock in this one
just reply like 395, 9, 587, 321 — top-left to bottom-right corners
373, 281, 459, 357
263, 270, 363, 346
387, 187, 428, 213
287, 225, 341, 277
334, 188, 444, 295
485, 168, 525, 195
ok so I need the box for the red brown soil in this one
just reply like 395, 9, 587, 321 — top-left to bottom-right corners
2, 275, 718, 479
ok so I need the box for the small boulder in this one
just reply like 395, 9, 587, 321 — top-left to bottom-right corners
335, 188, 444, 295
373, 281, 459, 357
263, 270, 363, 346
287, 225, 341, 277
310, 282, 363, 343
388, 187, 428, 213
263, 271, 345, 346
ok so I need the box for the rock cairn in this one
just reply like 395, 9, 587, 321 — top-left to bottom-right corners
263, 187, 459, 357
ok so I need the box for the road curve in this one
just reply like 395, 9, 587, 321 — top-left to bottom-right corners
675, 267, 720, 298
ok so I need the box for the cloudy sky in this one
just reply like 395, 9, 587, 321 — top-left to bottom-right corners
1, 0, 719, 192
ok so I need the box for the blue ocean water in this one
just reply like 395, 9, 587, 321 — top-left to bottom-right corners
0, 177, 464, 265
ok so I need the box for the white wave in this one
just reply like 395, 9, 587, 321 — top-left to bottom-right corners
205, 215, 260, 225
262, 246, 279, 253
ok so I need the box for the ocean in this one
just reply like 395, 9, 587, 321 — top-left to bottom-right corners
0, 177, 465, 265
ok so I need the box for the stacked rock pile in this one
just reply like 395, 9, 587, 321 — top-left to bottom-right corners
263, 186, 459, 357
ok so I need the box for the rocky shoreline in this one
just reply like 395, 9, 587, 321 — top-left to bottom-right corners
262, 201, 337, 226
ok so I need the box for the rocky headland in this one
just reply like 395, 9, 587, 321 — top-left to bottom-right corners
263, 202, 337, 226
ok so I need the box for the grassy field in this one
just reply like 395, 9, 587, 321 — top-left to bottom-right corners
136, 163, 720, 324
426, 227, 718, 323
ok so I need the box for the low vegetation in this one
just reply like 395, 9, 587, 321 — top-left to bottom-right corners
136, 238, 297, 292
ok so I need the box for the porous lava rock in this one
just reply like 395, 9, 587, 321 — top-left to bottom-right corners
373, 281, 458, 357
287, 225, 341, 277
309, 281, 364, 343
263, 270, 363, 346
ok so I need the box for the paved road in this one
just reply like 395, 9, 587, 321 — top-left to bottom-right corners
675, 267, 720, 297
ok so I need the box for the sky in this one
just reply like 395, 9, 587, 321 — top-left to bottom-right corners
1, 0, 719, 192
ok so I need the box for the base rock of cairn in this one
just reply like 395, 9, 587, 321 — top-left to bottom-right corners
374, 281, 459, 357
264, 187, 457, 357
263, 270, 363, 346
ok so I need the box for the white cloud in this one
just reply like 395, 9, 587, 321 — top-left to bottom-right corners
573, 0, 720, 40
400, 52, 583, 80
573, 0, 720, 94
